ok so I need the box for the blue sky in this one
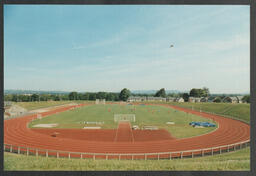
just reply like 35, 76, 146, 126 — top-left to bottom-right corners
4, 5, 249, 93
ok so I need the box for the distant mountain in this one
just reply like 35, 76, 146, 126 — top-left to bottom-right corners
4, 89, 70, 95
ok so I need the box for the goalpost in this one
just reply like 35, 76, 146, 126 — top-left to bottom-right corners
114, 114, 136, 122
95, 99, 106, 105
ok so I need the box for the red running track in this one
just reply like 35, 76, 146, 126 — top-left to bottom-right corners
4, 103, 250, 156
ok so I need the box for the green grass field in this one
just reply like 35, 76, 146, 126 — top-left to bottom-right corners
4, 147, 250, 171
14, 101, 73, 111
29, 104, 217, 139
168, 102, 250, 123
5, 101, 250, 171
14, 100, 94, 111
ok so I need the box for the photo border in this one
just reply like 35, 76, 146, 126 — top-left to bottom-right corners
0, 0, 255, 176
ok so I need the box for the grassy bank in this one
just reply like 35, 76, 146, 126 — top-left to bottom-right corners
4, 147, 249, 171
168, 102, 250, 123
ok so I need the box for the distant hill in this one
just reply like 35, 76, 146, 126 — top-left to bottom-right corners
4, 89, 70, 95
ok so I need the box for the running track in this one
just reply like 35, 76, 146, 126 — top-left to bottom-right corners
4, 103, 250, 158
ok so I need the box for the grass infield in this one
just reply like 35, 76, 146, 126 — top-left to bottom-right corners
29, 104, 217, 139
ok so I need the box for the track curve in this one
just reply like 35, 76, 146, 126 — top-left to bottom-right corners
4, 103, 250, 156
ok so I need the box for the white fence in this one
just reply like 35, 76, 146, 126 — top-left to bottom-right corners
4, 140, 250, 160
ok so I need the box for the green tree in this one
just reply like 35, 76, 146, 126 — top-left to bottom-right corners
119, 88, 131, 101
202, 87, 210, 97
182, 93, 189, 102
106, 93, 115, 101
213, 97, 221, 103
31, 94, 39, 101
155, 88, 166, 97
242, 95, 250, 103
96, 92, 107, 99
69, 92, 78, 100
89, 93, 96, 101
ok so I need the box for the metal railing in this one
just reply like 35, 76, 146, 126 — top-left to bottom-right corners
4, 140, 250, 160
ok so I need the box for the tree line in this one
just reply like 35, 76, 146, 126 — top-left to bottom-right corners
4, 88, 131, 102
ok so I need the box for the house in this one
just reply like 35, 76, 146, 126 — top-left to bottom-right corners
236, 96, 244, 103
127, 96, 166, 102
222, 96, 244, 103
4, 101, 12, 107
188, 97, 201, 103
147, 97, 166, 102
166, 97, 176, 102
200, 97, 208, 102
127, 96, 146, 102
207, 96, 217, 102
175, 97, 184, 103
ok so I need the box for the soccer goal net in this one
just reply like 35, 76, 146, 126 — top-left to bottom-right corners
95, 99, 106, 105
114, 114, 136, 122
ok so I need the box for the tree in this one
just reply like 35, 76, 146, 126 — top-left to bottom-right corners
96, 92, 107, 99
89, 93, 96, 101
155, 88, 166, 97
242, 95, 250, 103
106, 93, 115, 101
213, 97, 221, 103
202, 87, 210, 97
182, 93, 189, 102
119, 88, 131, 101
69, 92, 78, 100
31, 94, 39, 101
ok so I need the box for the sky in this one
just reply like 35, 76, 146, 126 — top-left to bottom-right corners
4, 5, 250, 94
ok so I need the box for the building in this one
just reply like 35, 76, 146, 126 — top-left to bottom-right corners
200, 97, 208, 102
146, 97, 166, 102
175, 97, 184, 103
127, 96, 146, 102
222, 96, 244, 103
188, 97, 202, 103
166, 97, 176, 102
127, 96, 166, 102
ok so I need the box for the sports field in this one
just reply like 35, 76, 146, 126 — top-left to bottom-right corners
4, 101, 250, 171
29, 104, 217, 139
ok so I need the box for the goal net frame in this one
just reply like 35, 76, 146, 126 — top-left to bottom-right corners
114, 114, 136, 122
95, 99, 106, 105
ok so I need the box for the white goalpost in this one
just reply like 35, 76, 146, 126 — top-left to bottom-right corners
114, 114, 136, 122
95, 99, 106, 105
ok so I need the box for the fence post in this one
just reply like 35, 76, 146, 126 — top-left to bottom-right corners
93, 154, 96, 160
106, 154, 108, 160
132, 154, 134, 160
46, 150, 48, 157
10, 145, 12, 153
3, 144, 5, 151
211, 148, 213, 155
27, 148, 29, 156
192, 151, 194, 158
57, 152, 59, 158
18, 147, 20, 154
170, 153, 172, 160
145, 154, 147, 160
181, 152, 183, 159
227, 145, 229, 152
158, 154, 160, 160
220, 147, 222, 154
202, 150, 204, 157
234, 145, 236, 151
80, 154, 82, 159
68, 153, 70, 159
